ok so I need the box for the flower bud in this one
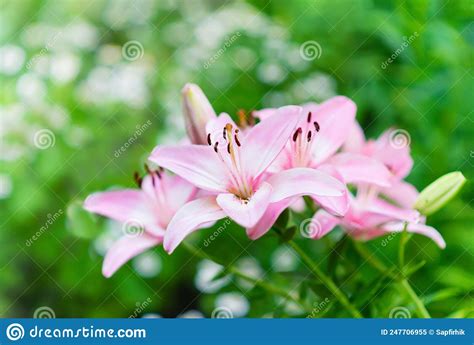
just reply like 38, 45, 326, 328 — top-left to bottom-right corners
182, 83, 216, 144
414, 171, 466, 216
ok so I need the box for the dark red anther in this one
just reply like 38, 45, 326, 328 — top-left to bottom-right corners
133, 171, 142, 187
155, 169, 162, 179
307, 130, 312, 142
307, 111, 312, 123
314, 121, 320, 132
234, 134, 241, 147
227, 143, 231, 153
292, 127, 302, 142
223, 127, 227, 140
214, 142, 219, 153
207, 133, 212, 145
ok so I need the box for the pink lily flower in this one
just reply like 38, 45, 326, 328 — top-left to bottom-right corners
83, 171, 196, 277
246, 97, 393, 239
253, 96, 393, 188
150, 106, 348, 253
343, 122, 418, 208
310, 122, 445, 248
311, 184, 446, 248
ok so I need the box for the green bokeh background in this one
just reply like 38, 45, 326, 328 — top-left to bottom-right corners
1, 0, 472, 318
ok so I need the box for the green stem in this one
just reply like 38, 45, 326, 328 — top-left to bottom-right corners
182, 242, 308, 311
352, 240, 395, 278
400, 279, 431, 318
397, 224, 431, 318
353, 239, 430, 317
286, 239, 363, 318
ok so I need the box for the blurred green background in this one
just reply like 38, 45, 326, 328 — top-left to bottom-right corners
1, 0, 472, 318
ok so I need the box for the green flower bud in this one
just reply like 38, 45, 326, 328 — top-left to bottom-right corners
414, 171, 466, 216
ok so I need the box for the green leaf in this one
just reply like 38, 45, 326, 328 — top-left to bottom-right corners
414, 171, 466, 215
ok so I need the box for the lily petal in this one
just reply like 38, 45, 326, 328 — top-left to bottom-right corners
311, 210, 341, 239
102, 233, 162, 278
164, 196, 226, 254
268, 168, 346, 203
382, 222, 446, 249
366, 197, 420, 223
217, 182, 273, 228
328, 152, 392, 187
343, 121, 365, 153
83, 190, 164, 237
242, 105, 301, 178
252, 108, 277, 121
246, 198, 293, 240
160, 174, 197, 213
373, 129, 414, 179
310, 164, 349, 216
380, 180, 419, 208
150, 145, 227, 193
309, 96, 357, 164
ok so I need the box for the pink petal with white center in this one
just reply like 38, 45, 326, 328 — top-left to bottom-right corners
102, 233, 162, 278
246, 198, 294, 240
343, 121, 365, 153
308, 96, 357, 164
268, 168, 346, 203
217, 182, 273, 228
328, 152, 392, 187
242, 105, 301, 178
149, 145, 227, 193
382, 222, 446, 249
83, 190, 164, 237
311, 209, 342, 239
380, 180, 419, 208
164, 196, 226, 254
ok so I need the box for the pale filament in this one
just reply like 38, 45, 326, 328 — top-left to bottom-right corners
208, 124, 253, 200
